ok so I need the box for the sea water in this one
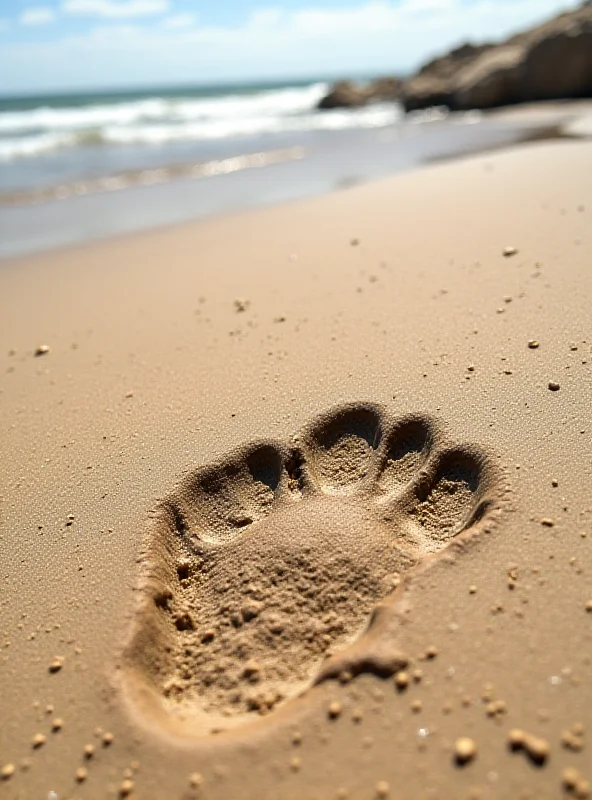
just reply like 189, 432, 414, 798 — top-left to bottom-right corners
0, 80, 561, 258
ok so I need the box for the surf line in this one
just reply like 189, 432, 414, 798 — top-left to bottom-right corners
0, 146, 306, 208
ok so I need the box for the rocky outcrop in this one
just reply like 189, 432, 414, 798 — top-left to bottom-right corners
318, 3, 592, 113
365, 77, 403, 102
402, 2, 592, 112
416, 42, 495, 82
453, 47, 524, 110
317, 81, 368, 109
317, 77, 403, 109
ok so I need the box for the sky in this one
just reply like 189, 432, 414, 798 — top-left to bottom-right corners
0, 0, 582, 95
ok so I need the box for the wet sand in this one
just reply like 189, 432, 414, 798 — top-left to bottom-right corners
2, 98, 590, 260
0, 138, 591, 799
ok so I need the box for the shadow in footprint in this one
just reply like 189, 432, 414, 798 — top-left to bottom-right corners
305, 404, 384, 493
377, 417, 433, 494
411, 448, 484, 546
245, 444, 284, 494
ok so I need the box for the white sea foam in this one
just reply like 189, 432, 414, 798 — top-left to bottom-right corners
0, 82, 404, 161
0, 99, 173, 134
0, 85, 329, 135
0, 132, 77, 160
103, 104, 402, 145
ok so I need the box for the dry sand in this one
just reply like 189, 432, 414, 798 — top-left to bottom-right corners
1, 138, 591, 800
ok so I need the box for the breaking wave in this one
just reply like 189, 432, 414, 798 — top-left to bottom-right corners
0, 82, 404, 161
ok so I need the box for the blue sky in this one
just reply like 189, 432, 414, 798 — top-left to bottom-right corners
0, 0, 581, 94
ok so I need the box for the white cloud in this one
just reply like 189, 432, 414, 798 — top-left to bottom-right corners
249, 9, 283, 29
62, 0, 169, 18
164, 12, 198, 30
0, 0, 582, 93
20, 6, 56, 25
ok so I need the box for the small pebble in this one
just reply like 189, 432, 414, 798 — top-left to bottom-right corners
562, 730, 585, 751
503, 246, 518, 257
1, 764, 15, 780
328, 701, 342, 719
120, 779, 134, 797
34, 344, 50, 357
564, 768, 581, 789
528, 733, 551, 760
394, 671, 410, 691
52, 718, 64, 732
528, 340, 540, 349
49, 656, 64, 673
508, 729, 550, 764
426, 645, 438, 659
455, 737, 477, 765
376, 780, 390, 798
585, 600, 592, 613
541, 518, 555, 527
411, 700, 423, 713
290, 756, 301, 772
102, 731, 114, 746
75, 767, 88, 783
548, 381, 561, 391
84, 744, 95, 759
508, 728, 526, 749
189, 772, 203, 788
32, 733, 46, 748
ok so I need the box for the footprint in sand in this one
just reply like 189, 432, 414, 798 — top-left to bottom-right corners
123, 403, 503, 733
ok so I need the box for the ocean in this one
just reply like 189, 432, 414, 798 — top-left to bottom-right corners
0, 80, 402, 197
0, 80, 565, 258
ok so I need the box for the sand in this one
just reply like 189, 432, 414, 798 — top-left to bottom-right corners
1, 138, 591, 799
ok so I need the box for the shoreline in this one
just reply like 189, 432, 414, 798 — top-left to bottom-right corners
2, 98, 590, 261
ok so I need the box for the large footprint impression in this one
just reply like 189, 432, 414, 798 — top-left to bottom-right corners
123, 403, 502, 734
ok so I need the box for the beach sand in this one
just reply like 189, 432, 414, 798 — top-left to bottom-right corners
1, 138, 591, 799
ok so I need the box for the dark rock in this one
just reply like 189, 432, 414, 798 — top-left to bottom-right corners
454, 46, 523, 110
402, 2, 592, 112
417, 42, 494, 81
317, 77, 402, 109
518, 21, 592, 101
317, 81, 368, 109
366, 76, 403, 101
